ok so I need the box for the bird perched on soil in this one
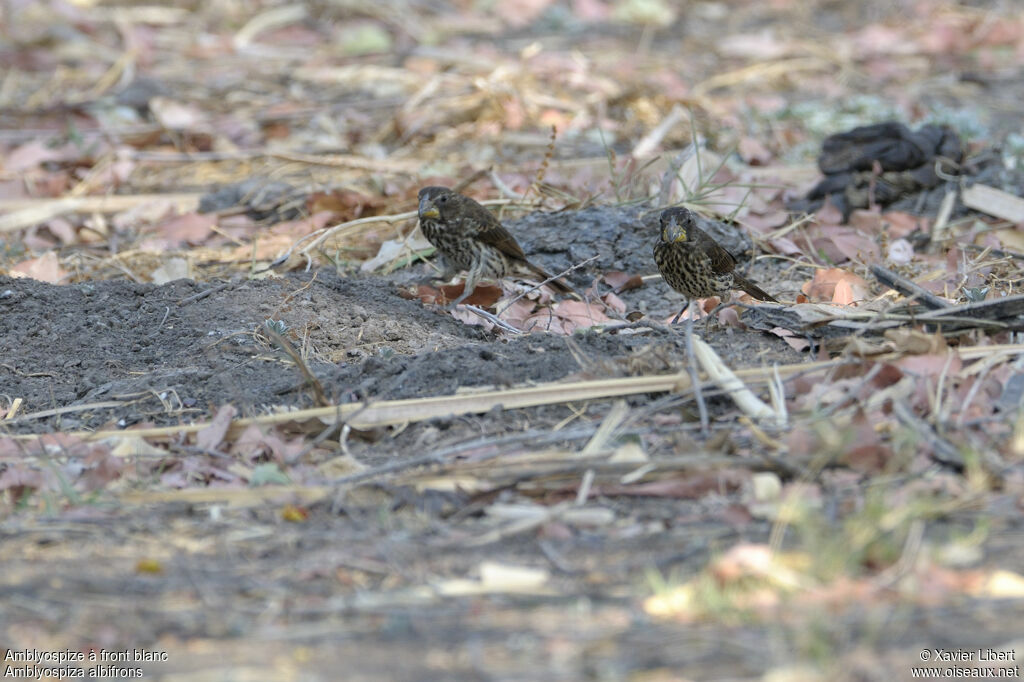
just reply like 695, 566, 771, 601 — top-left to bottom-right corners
653, 207, 777, 324
417, 186, 571, 306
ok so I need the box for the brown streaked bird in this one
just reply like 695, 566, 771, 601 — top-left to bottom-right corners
653, 207, 777, 324
417, 186, 570, 306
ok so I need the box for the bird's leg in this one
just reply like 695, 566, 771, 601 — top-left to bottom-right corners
439, 262, 458, 283
421, 257, 456, 288
704, 298, 726, 335
683, 300, 710, 433
670, 298, 689, 325
449, 264, 481, 308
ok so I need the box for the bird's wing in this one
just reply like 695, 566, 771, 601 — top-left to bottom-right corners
465, 202, 528, 261
694, 227, 737, 273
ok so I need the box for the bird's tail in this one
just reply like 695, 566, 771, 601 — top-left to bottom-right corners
733, 274, 778, 302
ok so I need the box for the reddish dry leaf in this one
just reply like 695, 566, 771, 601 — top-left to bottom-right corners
88, 154, 135, 190
153, 212, 217, 247
897, 352, 962, 378
602, 271, 644, 292
702, 183, 752, 219
309, 189, 389, 219
883, 211, 930, 238
10, 251, 67, 284
419, 283, 503, 307
801, 268, 871, 304
768, 236, 803, 256
23, 225, 58, 251
602, 291, 627, 314
5, 140, 86, 172
717, 306, 743, 328
404, 284, 432, 303
270, 212, 338, 239
870, 363, 905, 389
832, 277, 857, 305
549, 299, 612, 331
195, 404, 238, 452
258, 430, 307, 464
894, 353, 963, 413
0, 464, 47, 498
80, 444, 123, 491
229, 424, 270, 461
952, 375, 1003, 422
848, 210, 884, 234
44, 218, 77, 246
770, 326, 810, 351
737, 136, 773, 165
743, 210, 790, 234
520, 311, 565, 335
841, 410, 893, 473
815, 225, 881, 263
495, 298, 537, 329
814, 199, 844, 226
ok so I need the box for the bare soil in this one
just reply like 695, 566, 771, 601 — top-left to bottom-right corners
2, 204, 800, 435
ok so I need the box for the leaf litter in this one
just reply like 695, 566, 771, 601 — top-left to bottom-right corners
3, 0, 1024, 679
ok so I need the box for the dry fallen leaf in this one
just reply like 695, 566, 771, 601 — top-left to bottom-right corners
149, 96, 210, 130
9, 251, 67, 284
602, 291, 627, 314
737, 136, 773, 165
813, 225, 881, 263
882, 211, 929, 238
770, 327, 810, 351
414, 283, 502, 307
361, 231, 433, 272
801, 268, 871, 304
531, 299, 612, 334
603, 270, 644, 293
195, 404, 238, 452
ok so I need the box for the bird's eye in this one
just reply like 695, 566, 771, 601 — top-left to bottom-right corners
438, 195, 448, 203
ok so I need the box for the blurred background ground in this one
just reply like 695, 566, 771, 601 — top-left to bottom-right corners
3, 1, 1024, 680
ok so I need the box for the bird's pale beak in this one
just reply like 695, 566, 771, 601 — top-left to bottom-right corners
419, 197, 440, 220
